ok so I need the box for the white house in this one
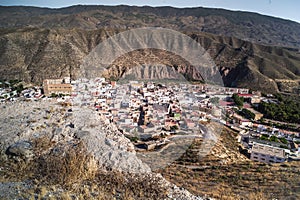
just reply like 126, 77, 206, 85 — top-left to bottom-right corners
250, 142, 286, 164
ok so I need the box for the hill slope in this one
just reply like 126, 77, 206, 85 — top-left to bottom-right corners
0, 5, 300, 48
160, 127, 300, 199
1, 28, 300, 92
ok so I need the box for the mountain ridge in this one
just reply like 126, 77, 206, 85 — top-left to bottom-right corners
0, 5, 300, 49
1, 27, 300, 92
1, 4, 299, 23
0, 5, 300, 93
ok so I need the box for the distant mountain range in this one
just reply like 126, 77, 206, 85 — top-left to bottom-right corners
0, 5, 300, 93
1, 5, 300, 48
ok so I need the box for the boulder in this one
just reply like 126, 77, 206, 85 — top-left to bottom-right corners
6, 141, 34, 160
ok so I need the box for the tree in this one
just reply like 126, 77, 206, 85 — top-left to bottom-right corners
240, 109, 255, 120
279, 137, 288, 144
210, 97, 220, 105
15, 84, 24, 94
51, 93, 58, 98
260, 134, 269, 141
232, 94, 244, 108
274, 93, 283, 102
270, 135, 279, 143
256, 95, 300, 123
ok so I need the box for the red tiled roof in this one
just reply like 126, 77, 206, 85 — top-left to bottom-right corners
238, 94, 253, 97
219, 101, 234, 107
243, 103, 251, 108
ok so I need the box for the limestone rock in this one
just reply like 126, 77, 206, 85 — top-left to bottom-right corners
72, 108, 151, 173
6, 141, 33, 160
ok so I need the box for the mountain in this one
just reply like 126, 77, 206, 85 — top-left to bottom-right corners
1, 5, 300, 48
0, 5, 300, 93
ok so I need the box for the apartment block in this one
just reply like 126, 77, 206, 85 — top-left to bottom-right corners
250, 142, 286, 164
43, 77, 72, 96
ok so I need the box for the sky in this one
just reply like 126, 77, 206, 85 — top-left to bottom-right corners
0, 0, 299, 23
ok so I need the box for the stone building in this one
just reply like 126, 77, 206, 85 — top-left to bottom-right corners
43, 77, 72, 96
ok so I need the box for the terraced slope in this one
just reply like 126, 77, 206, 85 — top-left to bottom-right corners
160, 127, 300, 199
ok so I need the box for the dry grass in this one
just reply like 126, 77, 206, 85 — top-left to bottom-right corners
1, 136, 169, 199
33, 140, 97, 187
159, 127, 300, 200
0, 154, 34, 183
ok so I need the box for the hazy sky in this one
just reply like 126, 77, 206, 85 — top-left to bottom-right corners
1, 0, 299, 23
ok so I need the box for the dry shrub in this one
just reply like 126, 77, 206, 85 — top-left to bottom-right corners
91, 171, 168, 199
0, 158, 32, 182
1, 137, 97, 187
0, 137, 53, 182
248, 191, 267, 200
0, 135, 55, 182
33, 140, 97, 187
31, 135, 54, 154
1, 136, 169, 199
26, 164, 169, 199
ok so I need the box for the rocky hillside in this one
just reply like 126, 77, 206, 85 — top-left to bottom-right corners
1, 28, 300, 92
0, 100, 202, 199
1, 5, 300, 48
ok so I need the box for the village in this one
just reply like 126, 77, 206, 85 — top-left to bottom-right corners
1, 77, 300, 164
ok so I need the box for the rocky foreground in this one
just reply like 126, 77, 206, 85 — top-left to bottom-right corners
0, 100, 205, 199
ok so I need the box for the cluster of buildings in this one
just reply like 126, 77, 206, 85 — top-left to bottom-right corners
238, 123, 300, 164
36, 78, 300, 162
20, 87, 43, 99
71, 79, 222, 140
43, 77, 72, 96
2, 76, 300, 163
0, 83, 17, 101
1, 77, 73, 102
0, 80, 43, 101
